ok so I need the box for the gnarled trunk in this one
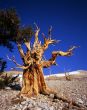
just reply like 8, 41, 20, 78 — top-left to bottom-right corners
8, 25, 77, 97
20, 64, 54, 97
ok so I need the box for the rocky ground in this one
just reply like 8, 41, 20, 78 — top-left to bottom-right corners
0, 74, 87, 110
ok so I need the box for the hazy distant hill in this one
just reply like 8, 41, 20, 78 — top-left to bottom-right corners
4, 70, 87, 76
44, 70, 87, 78
78, 70, 87, 74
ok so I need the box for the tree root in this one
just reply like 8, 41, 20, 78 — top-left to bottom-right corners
52, 93, 87, 110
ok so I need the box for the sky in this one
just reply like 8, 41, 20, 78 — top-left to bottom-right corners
0, 0, 87, 74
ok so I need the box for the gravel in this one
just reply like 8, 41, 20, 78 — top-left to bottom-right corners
0, 75, 87, 110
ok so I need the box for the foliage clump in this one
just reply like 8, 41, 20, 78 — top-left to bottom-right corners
0, 8, 33, 51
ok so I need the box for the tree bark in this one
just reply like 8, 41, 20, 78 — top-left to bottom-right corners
10, 26, 77, 98
20, 62, 55, 97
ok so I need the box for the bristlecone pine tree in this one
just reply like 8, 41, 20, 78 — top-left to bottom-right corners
0, 9, 78, 97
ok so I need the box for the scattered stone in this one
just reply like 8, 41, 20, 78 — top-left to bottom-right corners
5, 87, 11, 90
32, 107, 42, 110
0, 75, 87, 110
49, 94, 54, 99
76, 98, 84, 105
49, 106, 55, 110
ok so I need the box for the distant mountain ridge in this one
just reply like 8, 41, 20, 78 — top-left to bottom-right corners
5, 70, 87, 76
45, 70, 87, 78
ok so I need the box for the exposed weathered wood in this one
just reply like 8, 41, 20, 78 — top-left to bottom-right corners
7, 55, 29, 69
41, 48, 76, 68
8, 25, 77, 98
25, 42, 31, 51
33, 23, 40, 48
17, 43, 25, 58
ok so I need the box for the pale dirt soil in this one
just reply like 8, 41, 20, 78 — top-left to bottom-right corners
0, 73, 87, 110
46, 77, 87, 105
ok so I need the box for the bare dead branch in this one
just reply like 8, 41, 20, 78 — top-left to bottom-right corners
25, 42, 31, 50
42, 37, 60, 51
41, 51, 59, 68
33, 23, 40, 48
54, 93, 85, 109
52, 45, 78, 57
42, 33, 47, 43
41, 60, 56, 68
68, 46, 80, 52
15, 66, 29, 69
17, 43, 32, 64
41, 46, 78, 68
17, 43, 25, 58
7, 55, 29, 69
48, 25, 52, 38
51, 51, 72, 57
34, 22, 39, 30
7, 55, 21, 66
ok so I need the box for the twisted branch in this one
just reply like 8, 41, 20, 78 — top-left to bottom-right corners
25, 42, 31, 51
42, 33, 60, 51
7, 55, 29, 69
33, 23, 40, 48
41, 46, 78, 68
17, 43, 25, 58
48, 26, 52, 38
